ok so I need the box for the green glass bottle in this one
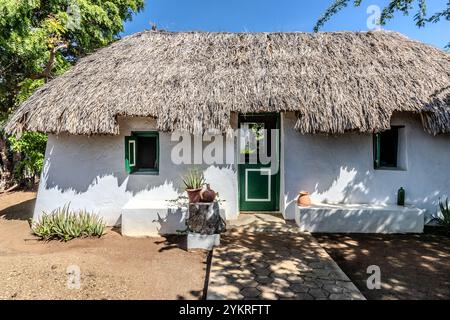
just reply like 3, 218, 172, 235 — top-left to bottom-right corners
397, 187, 405, 206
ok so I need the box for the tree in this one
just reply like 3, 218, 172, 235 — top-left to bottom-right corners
0, 0, 144, 189
314, 0, 450, 48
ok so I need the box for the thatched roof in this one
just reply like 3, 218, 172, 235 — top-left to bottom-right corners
5, 30, 450, 136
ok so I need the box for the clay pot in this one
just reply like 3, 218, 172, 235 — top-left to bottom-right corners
186, 188, 202, 203
297, 191, 311, 207
200, 184, 217, 203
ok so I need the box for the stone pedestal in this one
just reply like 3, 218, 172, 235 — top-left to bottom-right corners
186, 201, 226, 250
187, 233, 220, 251
186, 202, 226, 235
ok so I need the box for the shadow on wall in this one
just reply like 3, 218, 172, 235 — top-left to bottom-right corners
36, 172, 180, 226
297, 205, 425, 233
284, 164, 445, 221
35, 146, 237, 226
34, 145, 183, 225
283, 112, 450, 220
154, 208, 188, 235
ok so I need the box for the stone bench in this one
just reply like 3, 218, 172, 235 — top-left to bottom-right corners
295, 203, 425, 234
121, 199, 188, 237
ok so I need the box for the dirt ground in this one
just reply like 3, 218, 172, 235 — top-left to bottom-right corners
0, 191, 208, 300
314, 231, 450, 300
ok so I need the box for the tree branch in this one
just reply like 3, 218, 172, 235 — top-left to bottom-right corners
29, 42, 68, 81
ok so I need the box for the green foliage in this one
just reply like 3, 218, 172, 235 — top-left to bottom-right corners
436, 197, 450, 230
32, 204, 106, 241
0, 0, 144, 113
0, 0, 144, 187
182, 169, 205, 190
8, 132, 47, 186
315, 0, 449, 48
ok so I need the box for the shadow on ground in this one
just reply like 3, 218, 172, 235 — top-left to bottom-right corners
207, 214, 364, 300
0, 199, 36, 220
314, 229, 450, 300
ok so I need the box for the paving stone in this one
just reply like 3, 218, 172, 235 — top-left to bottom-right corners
241, 287, 261, 298
323, 284, 344, 294
272, 272, 293, 280
286, 275, 304, 284
228, 268, 252, 276
254, 268, 271, 276
335, 280, 359, 291
302, 280, 322, 289
308, 262, 332, 269
294, 293, 315, 300
251, 261, 270, 269
328, 271, 351, 281
236, 279, 259, 288
207, 285, 242, 300
274, 288, 296, 298
311, 269, 332, 277
270, 260, 298, 272
260, 291, 279, 300
316, 279, 336, 285
217, 260, 234, 267
257, 284, 277, 293
329, 293, 355, 300
255, 276, 274, 284
309, 288, 329, 299
271, 278, 290, 287
290, 284, 309, 293
207, 214, 365, 301
344, 291, 366, 300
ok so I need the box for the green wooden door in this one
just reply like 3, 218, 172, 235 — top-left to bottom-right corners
238, 114, 280, 212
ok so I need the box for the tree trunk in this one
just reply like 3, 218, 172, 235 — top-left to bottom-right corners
0, 137, 13, 191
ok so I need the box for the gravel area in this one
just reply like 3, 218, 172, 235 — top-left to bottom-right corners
0, 191, 207, 300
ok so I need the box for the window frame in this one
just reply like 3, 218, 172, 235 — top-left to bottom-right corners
125, 131, 160, 175
373, 126, 404, 170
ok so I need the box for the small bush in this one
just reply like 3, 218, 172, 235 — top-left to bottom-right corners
32, 204, 106, 241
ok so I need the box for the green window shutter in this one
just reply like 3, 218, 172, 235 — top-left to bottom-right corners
125, 136, 137, 174
155, 133, 160, 172
373, 133, 381, 169
392, 128, 399, 167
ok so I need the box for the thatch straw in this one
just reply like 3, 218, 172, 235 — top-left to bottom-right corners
5, 30, 450, 136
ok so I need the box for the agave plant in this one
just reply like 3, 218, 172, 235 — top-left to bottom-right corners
32, 203, 106, 241
181, 169, 205, 190
437, 197, 450, 230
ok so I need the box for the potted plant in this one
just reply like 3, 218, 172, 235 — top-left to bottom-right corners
182, 169, 205, 203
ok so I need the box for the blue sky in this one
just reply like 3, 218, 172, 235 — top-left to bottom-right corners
123, 0, 449, 49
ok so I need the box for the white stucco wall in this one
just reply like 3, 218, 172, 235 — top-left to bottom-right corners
34, 112, 450, 227
34, 117, 238, 226
283, 112, 450, 221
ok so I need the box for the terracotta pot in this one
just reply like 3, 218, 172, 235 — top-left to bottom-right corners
200, 184, 216, 203
297, 191, 311, 207
186, 188, 202, 203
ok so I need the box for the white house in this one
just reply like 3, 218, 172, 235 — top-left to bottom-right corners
6, 30, 450, 234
